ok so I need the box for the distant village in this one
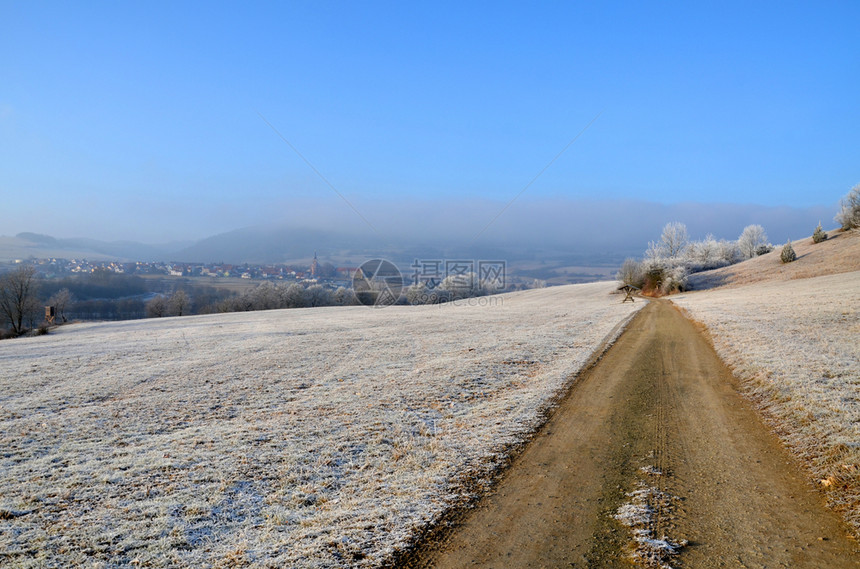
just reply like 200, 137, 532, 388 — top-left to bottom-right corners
13, 254, 357, 287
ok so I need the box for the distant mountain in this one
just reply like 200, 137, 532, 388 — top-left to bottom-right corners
0, 233, 192, 263
171, 223, 634, 268
15, 232, 60, 246
57, 237, 192, 261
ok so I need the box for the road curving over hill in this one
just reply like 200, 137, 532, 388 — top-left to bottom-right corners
397, 300, 859, 568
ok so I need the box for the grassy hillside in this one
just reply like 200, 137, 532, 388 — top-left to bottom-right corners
687, 227, 860, 290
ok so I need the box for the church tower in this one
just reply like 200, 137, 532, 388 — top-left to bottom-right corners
310, 251, 319, 278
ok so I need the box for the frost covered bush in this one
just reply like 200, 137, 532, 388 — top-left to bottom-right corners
660, 265, 688, 294
405, 283, 429, 305
210, 281, 349, 313
438, 273, 487, 300
306, 284, 332, 307
835, 183, 860, 230
813, 224, 828, 243
780, 240, 797, 263
755, 243, 774, 256
640, 259, 667, 294
685, 234, 741, 271
331, 286, 356, 306
628, 220, 777, 295
635, 259, 687, 295
636, 223, 723, 294
406, 272, 496, 305
406, 283, 451, 305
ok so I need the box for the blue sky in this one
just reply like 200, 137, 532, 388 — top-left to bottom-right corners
1, 1, 858, 242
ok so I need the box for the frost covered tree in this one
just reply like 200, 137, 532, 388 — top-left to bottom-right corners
737, 224, 768, 259
283, 283, 309, 308
662, 222, 689, 258
248, 282, 281, 310
780, 240, 797, 263
686, 234, 740, 271
812, 223, 828, 244
835, 183, 860, 230
306, 284, 332, 307
687, 234, 717, 266
646, 222, 689, 261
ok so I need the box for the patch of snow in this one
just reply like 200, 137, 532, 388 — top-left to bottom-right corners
615, 471, 686, 569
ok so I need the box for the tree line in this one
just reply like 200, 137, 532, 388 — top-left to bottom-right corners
617, 181, 860, 296
0, 268, 237, 336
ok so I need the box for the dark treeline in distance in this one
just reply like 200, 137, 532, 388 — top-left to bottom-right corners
35, 268, 237, 322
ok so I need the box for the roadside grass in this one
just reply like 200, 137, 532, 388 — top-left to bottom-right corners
673, 271, 860, 538
0, 282, 641, 568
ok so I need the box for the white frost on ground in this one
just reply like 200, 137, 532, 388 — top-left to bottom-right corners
615, 482, 686, 569
639, 465, 663, 476
673, 270, 860, 535
0, 283, 641, 568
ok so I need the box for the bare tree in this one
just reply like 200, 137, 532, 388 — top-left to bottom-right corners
168, 290, 190, 316
616, 258, 643, 288
48, 288, 73, 322
145, 295, 168, 318
737, 224, 768, 259
0, 265, 40, 335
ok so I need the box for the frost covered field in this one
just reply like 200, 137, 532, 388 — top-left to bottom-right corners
673, 271, 860, 535
0, 283, 640, 568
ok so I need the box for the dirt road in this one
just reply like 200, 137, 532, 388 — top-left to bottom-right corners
398, 301, 859, 568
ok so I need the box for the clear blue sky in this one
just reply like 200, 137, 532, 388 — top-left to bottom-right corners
1, 1, 858, 242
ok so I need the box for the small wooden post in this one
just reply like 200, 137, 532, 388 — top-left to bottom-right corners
45, 306, 56, 325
